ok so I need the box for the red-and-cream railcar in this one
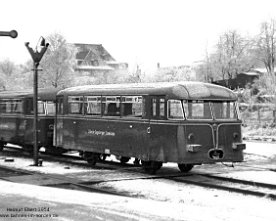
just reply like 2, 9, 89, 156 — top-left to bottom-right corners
56, 82, 246, 173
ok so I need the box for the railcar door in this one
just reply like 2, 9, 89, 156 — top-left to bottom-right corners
55, 96, 64, 147
146, 96, 175, 162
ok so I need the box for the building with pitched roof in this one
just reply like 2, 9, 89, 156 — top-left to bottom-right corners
73, 43, 128, 74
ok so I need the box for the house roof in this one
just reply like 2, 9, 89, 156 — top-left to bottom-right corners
74, 43, 115, 62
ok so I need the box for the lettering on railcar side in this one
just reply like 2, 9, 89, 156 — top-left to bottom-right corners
87, 129, 115, 136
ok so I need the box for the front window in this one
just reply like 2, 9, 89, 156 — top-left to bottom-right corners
184, 101, 212, 119
168, 99, 238, 120
212, 101, 237, 120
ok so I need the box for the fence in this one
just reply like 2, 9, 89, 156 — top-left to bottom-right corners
239, 103, 276, 126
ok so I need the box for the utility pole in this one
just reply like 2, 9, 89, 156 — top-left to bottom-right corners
25, 37, 49, 166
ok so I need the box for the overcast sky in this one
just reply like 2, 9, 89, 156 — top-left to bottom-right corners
0, 0, 276, 70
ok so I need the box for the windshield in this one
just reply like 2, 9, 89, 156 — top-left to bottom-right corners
183, 101, 212, 119
167, 99, 238, 120
212, 101, 237, 119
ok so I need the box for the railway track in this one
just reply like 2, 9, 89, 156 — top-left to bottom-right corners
1, 145, 276, 200
169, 173, 276, 200
0, 164, 129, 197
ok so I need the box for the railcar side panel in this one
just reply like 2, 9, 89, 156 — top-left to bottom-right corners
0, 115, 25, 145
145, 122, 178, 162
60, 117, 151, 157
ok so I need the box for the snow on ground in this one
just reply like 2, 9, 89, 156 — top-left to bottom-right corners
244, 141, 276, 158
0, 178, 275, 221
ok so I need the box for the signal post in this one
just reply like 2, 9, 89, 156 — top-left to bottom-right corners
25, 38, 49, 166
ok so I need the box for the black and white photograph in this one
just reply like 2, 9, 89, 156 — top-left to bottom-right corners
0, 0, 275, 220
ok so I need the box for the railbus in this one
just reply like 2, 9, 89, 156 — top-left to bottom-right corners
0, 88, 60, 153
56, 81, 246, 173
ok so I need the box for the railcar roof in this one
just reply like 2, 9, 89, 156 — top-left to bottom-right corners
58, 82, 237, 100
0, 88, 59, 100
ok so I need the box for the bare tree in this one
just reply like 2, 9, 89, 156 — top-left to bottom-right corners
0, 59, 16, 76
40, 33, 77, 88
146, 65, 194, 82
254, 19, 276, 76
126, 65, 143, 83
197, 30, 255, 83
216, 30, 253, 79
0, 59, 18, 90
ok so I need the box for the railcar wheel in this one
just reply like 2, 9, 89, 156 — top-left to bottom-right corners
0, 142, 5, 151
84, 152, 99, 166
178, 163, 194, 173
120, 156, 130, 164
141, 160, 163, 174
133, 158, 140, 166
116, 156, 130, 164
99, 154, 107, 162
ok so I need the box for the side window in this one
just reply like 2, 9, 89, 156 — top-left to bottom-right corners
0, 100, 6, 113
57, 97, 63, 115
5, 100, 12, 113
102, 96, 120, 116
152, 98, 157, 117
46, 101, 56, 115
160, 98, 165, 117
12, 100, 23, 113
68, 96, 83, 114
0, 99, 23, 114
121, 96, 143, 118
151, 97, 166, 119
38, 101, 45, 114
86, 96, 101, 115
168, 100, 184, 119
26, 98, 33, 114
